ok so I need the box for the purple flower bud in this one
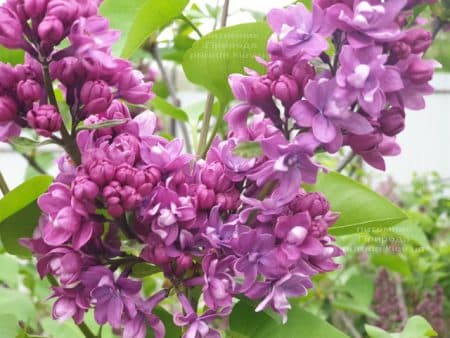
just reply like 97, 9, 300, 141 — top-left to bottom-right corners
407, 59, 435, 84
292, 61, 315, 90
47, 0, 79, 26
379, 107, 405, 136
72, 176, 99, 200
0, 96, 17, 122
106, 133, 140, 165
24, 0, 48, 19
402, 28, 432, 54
217, 189, 240, 211
38, 15, 65, 44
51, 57, 86, 86
267, 60, 285, 80
196, 185, 216, 210
389, 41, 411, 62
26, 104, 62, 137
290, 192, 330, 218
271, 75, 300, 104
175, 254, 193, 276
0, 7, 25, 49
200, 162, 232, 192
0, 63, 16, 90
80, 80, 113, 114
17, 79, 42, 103
86, 160, 116, 187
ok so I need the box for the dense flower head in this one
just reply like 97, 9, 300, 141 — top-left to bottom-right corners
14, 0, 438, 337
0, 0, 153, 142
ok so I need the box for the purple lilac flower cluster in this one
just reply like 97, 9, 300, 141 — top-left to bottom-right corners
0, 0, 437, 337
229, 0, 439, 170
0, 0, 152, 141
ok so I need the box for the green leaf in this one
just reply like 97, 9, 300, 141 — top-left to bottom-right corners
400, 316, 438, 338
182, 22, 271, 106
9, 137, 53, 154
306, 172, 408, 235
40, 317, 84, 338
100, 0, 144, 56
0, 254, 20, 288
0, 288, 36, 329
365, 324, 392, 338
77, 119, 128, 131
0, 46, 24, 65
121, 0, 189, 58
0, 175, 52, 257
230, 301, 349, 338
233, 141, 263, 159
131, 263, 160, 278
390, 220, 432, 251
150, 96, 189, 122
371, 254, 411, 277
55, 89, 73, 132
0, 314, 21, 338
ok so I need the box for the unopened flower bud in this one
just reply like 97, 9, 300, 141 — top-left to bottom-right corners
402, 28, 432, 54
407, 59, 436, 84
51, 57, 86, 86
38, 15, 64, 44
0, 7, 25, 49
87, 160, 116, 187
17, 79, 42, 103
379, 107, 405, 136
24, 0, 48, 19
80, 80, 112, 114
196, 185, 216, 210
271, 75, 299, 104
292, 61, 315, 89
47, 0, 79, 26
26, 104, 62, 137
389, 41, 411, 61
291, 192, 330, 217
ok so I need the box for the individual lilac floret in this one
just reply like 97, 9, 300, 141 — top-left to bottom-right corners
327, 0, 407, 47
267, 4, 332, 59
27, 104, 62, 137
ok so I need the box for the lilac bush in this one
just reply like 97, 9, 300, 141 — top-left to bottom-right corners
0, 0, 439, 337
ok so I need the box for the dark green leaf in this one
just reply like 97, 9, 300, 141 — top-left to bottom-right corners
0, 176, 52, 257
230, 301, 349, 338
182, 22, 271, 106
121, 0, 189, 58
150, 96, 189, 122
131, 263, 160, 278
77, 119, 128, 131
305, 172, 408, 235
233, 141, 263, 159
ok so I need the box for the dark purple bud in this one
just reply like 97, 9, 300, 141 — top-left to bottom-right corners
0, 96, 18, 122
80, 80, 113, 114
26, 104, 62, 137
115, 164, 138, 186
17, 79, 42, 103
389, 41, 411, 61
24, 0, 48, 19
117, 69, 153, 104
217, 189, 240, 211
267, 60, 285, 80
51, 57, 86, 86
271, 75, 300, 104
175, 254, 193, 276
38, 15, 64, 44
407, 59, 435, 84
87, 160, 116, 187
379, 107, 405, 136
402, 28, 432, 54
0, 63, 16, 90
291, 192, 330, 217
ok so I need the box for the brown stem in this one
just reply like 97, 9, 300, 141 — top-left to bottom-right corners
21, 153, 47, 175
336, 312, 362, 338
41, 60, 81, 165
394, 274, 408, 328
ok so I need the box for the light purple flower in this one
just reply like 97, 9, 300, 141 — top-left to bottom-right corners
267, 4, 331, 59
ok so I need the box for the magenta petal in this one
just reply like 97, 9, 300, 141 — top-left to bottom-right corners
107, 296, 124, 328
72, 222, 94, 250
290, 101, 317, 127
312, 114, 337, 143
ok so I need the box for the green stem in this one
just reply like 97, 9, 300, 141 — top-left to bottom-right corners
179, 15, 203, 38
196, 0, 231, 157
336, 151, 356, 173
0, 170, 10, 196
